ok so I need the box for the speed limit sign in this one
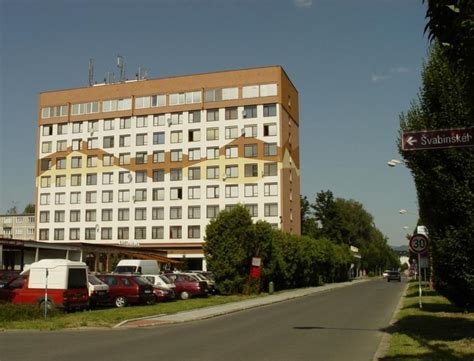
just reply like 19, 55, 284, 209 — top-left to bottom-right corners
409, 234, 429, 254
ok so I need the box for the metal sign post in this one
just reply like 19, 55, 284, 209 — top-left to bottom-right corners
409, 234, 429, 309
44, 268, 49, 319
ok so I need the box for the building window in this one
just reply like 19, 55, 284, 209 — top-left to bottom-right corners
171, 149, 183, 162
135, 171, 147, 183
104, 119, 115, 130
225, 146, 238, 159
103, 155, 113, 166
170, 168, 182, 181
103, 136, 114, 148
188, 148, 201, 161
55, 175, 66, 187
71, 157, 82, 168
170, 206, 182, 220
264, 123, 277, 136
153, 151, 165, 163
102, 172, 113, 185
56, 140, 67, 152
70, 228, 80, 241
136, 133, 148, 146
153, 132, 165, 145
206, 147, 219, 159
39, 211, 49, 223
152, 188, 165, 201
188, 167, 201, 180
170, 112, 183, 125
263, 104, 277, 117
260, 83, 278, 96
245, 204, 258, 217
40, 193, 50, 205
225, 107, 238, 120
207, 109, 219, 122
72, 139, 82, 151
263, 162, 278, 176
118, 227, 129, 240
39, 229, 49, 241
134, 227, 146, 240
86, 191, 97, 204
85, 228, 96, 240
118, 209, 129, 221
119, 135, 131, 147
151, 94, 167, 107
170, 187, 183, 200
264, 203, 279, 217
87, 137, 99, 150
101, 228, 113, 240
170, 131, 182, 144
244, 144, 258, 157
136, 116, 148, 128
225, 165, 238, 178
70, 210, 81, 222
244, 164, 258, 177
102, 98, 131, 112
152, 207, 164, 220
72, 122, 82, 133
118, 190, 130, 202
188, 186, 201, 199
264, 143, 277, 156
102, 190, 113, 203
188, 129, 201, 142
206, 166, 219, 179
86, 173, 97, 186
119, 172, 131, 184
70, 192, 81, 204
188, 226, 200, 239
135, 208, 147, 221
135, 189, 147, 202
88, 120, 99, 132
120, 117, 131, 129
264, 183, 278, 196
71, 102, 100, 115
54, 210, 65, 223
225, 126, 239, 139
244, 124, 257, 137
206, 185, 219, 199
188, 110, 201, 123
55, 192, 66, 205
225, 204, 238, 212
225, 184, 239, 198
101, 209, 113, 222
243, 105, 257, 118
153, 114, 166, 126
245, 184, 258, 197
42, 125, 53, 136
207, 205, 219, 219
136, 152, 148, 164
170, 226, 182, 239
119, 153, 130, 165
41, 159, 51, 171
57, 123, 68, 135
56, 158, 66, 170
153, 169, 165, 182
188, 206, 200, 219
85, 210, 96, 222
242, 85, 259, 98
41, 176, 51, 188
152, 226, 164, 239
204, 88, 222, 102
87, 156, 98, 167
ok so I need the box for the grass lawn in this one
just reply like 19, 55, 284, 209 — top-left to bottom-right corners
381, 281, 474, 361
0, 294, 258, 331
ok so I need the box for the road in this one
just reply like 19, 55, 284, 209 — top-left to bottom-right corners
0, 279, 406, 361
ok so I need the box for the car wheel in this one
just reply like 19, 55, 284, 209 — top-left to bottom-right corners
180, 291, 189, 300
39, 300, 55, 312
114, 296, 128, 308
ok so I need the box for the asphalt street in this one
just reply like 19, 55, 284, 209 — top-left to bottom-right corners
0, 279, 406, 361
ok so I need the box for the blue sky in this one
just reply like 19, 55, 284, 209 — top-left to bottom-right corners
0, 0, 429, 246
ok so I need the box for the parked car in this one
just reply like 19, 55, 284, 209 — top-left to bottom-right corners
0, 270, 20, 288
165, 273, 208, 300
190, 272, 216, 294
152, 286, 175, 302
115, 260, 160, 275
383, 270, 390, 278
97, 274, 155, 308
87, 274, 109, 308
387, 271, 402, 282
0, 259, 89, 311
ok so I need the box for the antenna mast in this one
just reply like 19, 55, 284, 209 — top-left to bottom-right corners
117, 55, 126, 82
88, 58, 94, 86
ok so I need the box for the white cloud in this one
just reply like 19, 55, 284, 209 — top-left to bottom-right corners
390, 66, 411, 74
371, 74, 392, 83
294, 0, 312, 8
371, 65, 411, 83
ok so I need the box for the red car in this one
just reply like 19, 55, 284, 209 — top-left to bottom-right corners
152, 286, 175, 302
97, 274, 155, 308
165, 273, 208, 300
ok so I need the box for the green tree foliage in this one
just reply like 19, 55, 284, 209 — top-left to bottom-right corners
6, 206, 17, 215
300, 195, 319, 238
399, 44, 474, 308
23, 203, 35, 214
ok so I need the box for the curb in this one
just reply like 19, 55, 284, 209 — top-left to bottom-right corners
115, 278, 372, 329
372, 281, 409, 360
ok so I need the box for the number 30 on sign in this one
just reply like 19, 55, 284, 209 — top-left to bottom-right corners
409, 234, 429, 254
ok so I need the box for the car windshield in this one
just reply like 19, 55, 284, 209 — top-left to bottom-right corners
159, 275, 172, 284
88, 275, 103, 285
115, 266, 137, 273
133, 276, 150, 286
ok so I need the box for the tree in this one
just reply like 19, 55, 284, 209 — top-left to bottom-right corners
6, 206, 17, 215
312, 190, 342, 243
300, 195, 319, 238
399, 44, 474, 308
23, 203, 35, 214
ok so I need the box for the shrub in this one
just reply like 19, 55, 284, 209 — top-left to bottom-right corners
0, 302, 59, 322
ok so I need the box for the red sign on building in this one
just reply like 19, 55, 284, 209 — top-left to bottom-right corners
402, 128, 473, 151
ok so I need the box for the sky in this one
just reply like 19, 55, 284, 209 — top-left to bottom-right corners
0, 0, 429, 246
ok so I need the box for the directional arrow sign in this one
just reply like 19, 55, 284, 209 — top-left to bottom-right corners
402, 128, 473, 151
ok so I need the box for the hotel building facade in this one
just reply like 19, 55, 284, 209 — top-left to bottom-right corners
36, 66, 300, 269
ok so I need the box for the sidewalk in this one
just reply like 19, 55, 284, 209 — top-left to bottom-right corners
116, 278, 371, 329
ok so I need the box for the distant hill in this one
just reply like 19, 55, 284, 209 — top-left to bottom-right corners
391, 245, 409, 252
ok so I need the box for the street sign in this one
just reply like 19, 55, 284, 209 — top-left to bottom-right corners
409, 234, 429, 254
402, 127, 473, 151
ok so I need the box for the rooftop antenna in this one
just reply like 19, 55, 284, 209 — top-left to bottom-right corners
137, 65, 147, 80
117, 55, 125, 82
88, 58, 94, 86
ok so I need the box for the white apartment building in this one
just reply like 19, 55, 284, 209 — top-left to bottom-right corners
36, 66, 300, 269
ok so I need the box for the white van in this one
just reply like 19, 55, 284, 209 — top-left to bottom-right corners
114, 260, 160, 275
